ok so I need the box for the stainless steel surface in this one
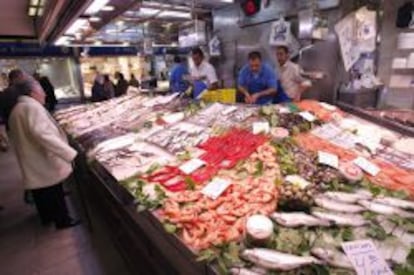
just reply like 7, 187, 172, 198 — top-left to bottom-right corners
212, 1, 354, 102
298, 9, 314, 39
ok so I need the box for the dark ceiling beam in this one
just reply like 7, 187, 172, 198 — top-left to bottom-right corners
44, 0, 91, 43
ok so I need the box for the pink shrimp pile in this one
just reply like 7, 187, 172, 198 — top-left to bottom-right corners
156, 176, 278, 251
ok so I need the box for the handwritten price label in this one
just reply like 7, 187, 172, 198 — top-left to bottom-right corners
202, 178, 231, 200
179, 158, 205, 175
342, 240, 393, 275
353, 157, 380, 176
318, 151, 339, 169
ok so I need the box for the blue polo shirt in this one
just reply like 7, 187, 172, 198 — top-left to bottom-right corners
238, 63, 289, 105
170, 63, 189, 94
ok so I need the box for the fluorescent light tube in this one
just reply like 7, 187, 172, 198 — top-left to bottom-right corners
85, 0, 110, 15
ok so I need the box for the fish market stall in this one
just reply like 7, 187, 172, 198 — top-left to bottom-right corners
55, 94, 414, 275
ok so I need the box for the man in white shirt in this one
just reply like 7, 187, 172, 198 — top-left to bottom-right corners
189, 48, 219, 90
276, 45, 312, 102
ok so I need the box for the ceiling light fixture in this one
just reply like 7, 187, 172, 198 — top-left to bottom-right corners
65, 18, 89, 35
84, 0, 110, 15
89, 16, 101, 22
101, 5, 115, 11
28, 0, 47, 17
139, 7, 191, 19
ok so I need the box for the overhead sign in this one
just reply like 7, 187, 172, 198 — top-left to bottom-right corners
0, 43, 74, 57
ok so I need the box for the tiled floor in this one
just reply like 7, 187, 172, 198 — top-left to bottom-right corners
0, 149, 131, 275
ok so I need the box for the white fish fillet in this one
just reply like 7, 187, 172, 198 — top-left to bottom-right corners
241, 249, 322, 271
315, 196, 365, 213
271, 212, 331, 227
312, 210, 367, 227
373, 197, 414, 211
323, 191, 372, 204
311, 248, 353, 270
359, 200, 414, 218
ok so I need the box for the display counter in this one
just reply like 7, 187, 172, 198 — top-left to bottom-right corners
57, 95, 414, 275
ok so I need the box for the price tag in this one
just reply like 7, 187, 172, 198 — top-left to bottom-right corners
179, 158, 205, 175
202, 178, 231, 200
356, 136, 381, 152
319, 102, 337, 111
253, 121, 270, 134
285, 175, 312, 189
353, 157, 380, 176
342, 240, 393, 275
222, 106, 238, 115
299, 111, 317, 122
162, 112, 185, 124
278, 106, 291, 114
318, 151, 339, 169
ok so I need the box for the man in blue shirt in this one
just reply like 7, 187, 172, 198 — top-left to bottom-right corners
238, 51, 289, 105
169, 56, 189, 94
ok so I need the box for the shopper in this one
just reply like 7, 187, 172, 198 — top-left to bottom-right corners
190, 47, 219, 92
114, 72, 129, 97
7, 79, 79, 229
34, 73, 58, 112
0, 69, 29, 130
129, 74, 140, 88
103, 74, 115, 99
91, 74, 105, 102
276, 45, 311, 102
238, 51, 289, 105
169, 56, 189, 94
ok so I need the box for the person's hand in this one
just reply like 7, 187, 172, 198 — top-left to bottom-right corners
244, 94, 253, 104
251, 94, 260, 104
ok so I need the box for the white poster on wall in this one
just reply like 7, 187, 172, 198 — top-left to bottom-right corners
335, 12, 360, 71
269, 18, 292, 46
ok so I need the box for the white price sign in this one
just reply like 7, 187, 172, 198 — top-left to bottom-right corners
353, 157, 380, 176
162, 112, 185, 124
299, 111, 317, 122
179, 158, 205, 175
253, 121, 270, 134
318, 151, 339, 169
202, 178, 231, 200
342, 240, 393, 275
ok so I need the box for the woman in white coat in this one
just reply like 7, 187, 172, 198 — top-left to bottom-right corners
7, 79, 79, 229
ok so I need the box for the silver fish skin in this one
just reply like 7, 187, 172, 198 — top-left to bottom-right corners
230, 267, 267, 275
377, 217, 414, 246
323, 191, 372, 204
374, 240, 411, 265
359, 200, 414, 218
373, 197, 414, 211
315, 195, 365, 213
310, 248, 354, 270
271, 212, 332, 228
311, 210, 367, 227
241, 249, 322, 271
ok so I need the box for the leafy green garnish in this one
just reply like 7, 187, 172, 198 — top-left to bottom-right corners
341, 227, 354, 242
184, 176, 197, 191
163, 223, 177, 234
196, 249, 217, 262
366, 224, 387, 241
146, 163, 161, 174
254, 161, 264, 177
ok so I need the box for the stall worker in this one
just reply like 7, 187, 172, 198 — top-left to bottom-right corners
189, 47, 219, 98
238, 51, 289, 105
276, 45, 311, 102
169, 56, 189, 94
114, 72, 129, 97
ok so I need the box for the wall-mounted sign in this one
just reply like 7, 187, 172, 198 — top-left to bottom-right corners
0, 43, 74, 57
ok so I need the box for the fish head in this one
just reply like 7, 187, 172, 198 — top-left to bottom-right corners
311, 247, 334, 261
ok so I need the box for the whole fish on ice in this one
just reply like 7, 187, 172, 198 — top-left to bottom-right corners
271, 212, 331, 228
315, 195, 365, 213
373, 196, 414, 211
310, 248, 354, 270
377, 216, 414, 246
359, 200, 414, 218
230, 267, 267, 275
323, 191, 372, 204
241, 248, 322, 271
312, 210, 367, 227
